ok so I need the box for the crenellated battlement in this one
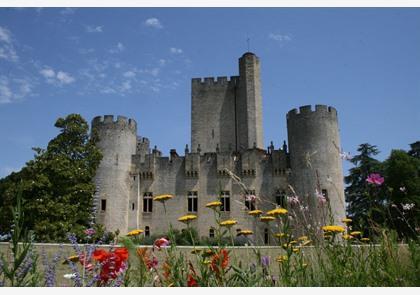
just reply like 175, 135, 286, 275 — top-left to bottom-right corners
286, 105, 337, 120
92, 115, 137, 132
191, 75, 239, 87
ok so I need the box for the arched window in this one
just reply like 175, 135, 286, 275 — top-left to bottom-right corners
145, 226, 150, 237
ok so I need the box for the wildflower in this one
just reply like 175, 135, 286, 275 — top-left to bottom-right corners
366, 173, 384, 186
248, 209, 263, 216
245, 194, 257, 202
63, 255, 79, 264
261, 256, 270, 267
136, 248, 158, 270
202, 249, 215, 257
292, 247, 300, 253
153, 194, 174, 202
127, 229, 144, 236
316, 189, 327, 205
178, 214, 198, 224
260, 216, 275, 222
220, 219, 237, 227
287, 196, 300, 205
360, 238, 370, 242
154, 237, 170, 250
274, 233, 287, 238
321, 225, 345, 233
84, 228, 96, 236
187, 274, 198, 287
289, 240, 297, 244
191, 249, 202, 254
399, 186, 407, 193
402, 203, 415, 211
350, 231, 362, 236
92, 248, 129, 283
210, 249, 229, 273
342, 218, 352, 224
301, 240, 312, 246
343, 234, 353, 240
203, 259, 211, 265
238, 230, 253, 236
298, 236, 308, 241
267, 208, 288, 216
63, 273, 77, 279
205, 201, 222, 209
276, 255, 288, 263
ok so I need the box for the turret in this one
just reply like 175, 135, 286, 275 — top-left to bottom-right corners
286, 105, 345, 225
91, 115, 137, 233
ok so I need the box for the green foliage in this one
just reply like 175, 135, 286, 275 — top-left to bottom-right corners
0, 114, 102, 242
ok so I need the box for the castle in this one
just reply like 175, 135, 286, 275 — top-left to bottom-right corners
91, 52, 346, 244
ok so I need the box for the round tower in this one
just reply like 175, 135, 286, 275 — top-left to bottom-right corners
286, 105, 345, 226
91, 115, 137, 234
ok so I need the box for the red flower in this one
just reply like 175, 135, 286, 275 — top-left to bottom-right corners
187, 274, 198, 287
154, 237, 170, 250
92, 247, 129, 283
210, 249, 229, 273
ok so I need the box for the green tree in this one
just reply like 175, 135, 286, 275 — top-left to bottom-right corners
344, 143, 384, 231
383, 149, 420, 238
0, 114, 102, 242
408, 141, 420, 159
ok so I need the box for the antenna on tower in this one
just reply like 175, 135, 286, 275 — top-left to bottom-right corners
246, 34, 251, 52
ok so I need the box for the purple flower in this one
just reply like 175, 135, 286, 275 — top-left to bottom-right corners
366, 173, 384, 186
287, 196, 300, 205
316, 189, 327, 205
261, 256, 270, 267
84, 228, 96, 236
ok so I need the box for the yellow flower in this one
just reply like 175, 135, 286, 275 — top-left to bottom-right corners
289, 240, 297, 244
321, 225, 345, 233
248, 209, 263, 216
63, 255, 79, 264
360, 238, 370, 242
153, 194, 174, 202
292, 247, 300, 253
276, 255, 288, 263
302, 263, 308, 268
260, 216, 275, 222
274, 233, 288, 238
350, 231, 362, 236
127, 229, 144, 236
203, 260, 211, 265
178, 214, 198, 223
266, 208, 288, 217
298, 236, 308, 241
191, 249, 202, 254
205, 201, 222, 209
343, 234, 353, 240
301, 240, 312, 246
220, 219, 237, 227
342, 217, 352, 224
238, 230, 253, 236
202, 249, 215, 257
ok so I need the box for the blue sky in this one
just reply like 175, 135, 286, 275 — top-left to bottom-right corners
0, 8, 419, 178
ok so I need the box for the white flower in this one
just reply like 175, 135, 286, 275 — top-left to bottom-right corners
340, 151, 353, 161
402, 203, 415, 211
63, 273, 76, 279
399, 186, 407, 193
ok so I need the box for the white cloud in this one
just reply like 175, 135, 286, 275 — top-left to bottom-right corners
0, 27, 11, 44
144, 18, 163, 29
170, 47, 183, 54
109, 42, 125, 54
56, 71, 75, 84
158, 59, 166, 66
123, 71, 136, 78
85, 25, 103, 33
0, 76, 34, 104
268, 33, 292, 42
40, 67, 75, 85
78, 48, 95, 54
0, 26, 18, 62
121, 80, 132, 91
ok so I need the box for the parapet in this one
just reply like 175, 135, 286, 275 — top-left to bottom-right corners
191, 76, 239, 87
92, 115, 137, 132
286, 105, 337, 120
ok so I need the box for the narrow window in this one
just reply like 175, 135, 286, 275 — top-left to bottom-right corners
275, 190, 286, 207
145, 226, 150, 237
143, 192, 153, 213
101, 199, 106, 211
131, 202, 135, 211
244, 190, 256, 211
220, 191, 230, 212
209, 228, 215, 238
322, 189, 329, 201
264, 228, 269, 245
188, 191, 198, 212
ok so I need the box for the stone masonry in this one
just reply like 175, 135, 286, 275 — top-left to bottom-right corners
91, 52, 346, 244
